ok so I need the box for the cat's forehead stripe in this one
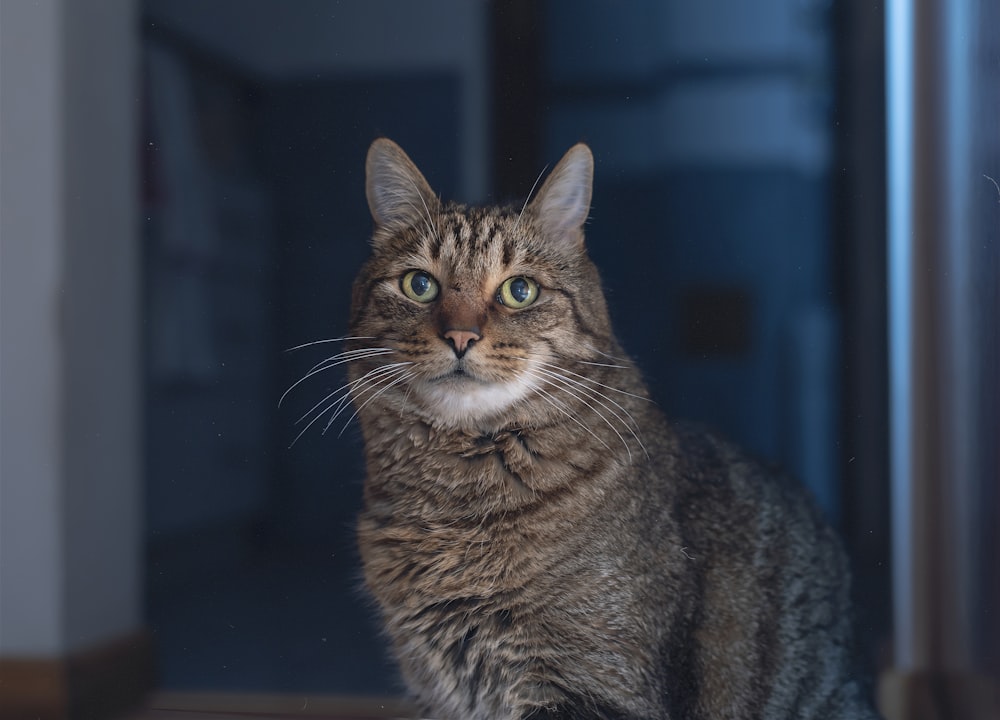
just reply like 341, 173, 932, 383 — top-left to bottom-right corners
430, 208, 514, 273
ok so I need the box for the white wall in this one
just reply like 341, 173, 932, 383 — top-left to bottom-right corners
0, 0, 66, 656
0, 0, 141, 655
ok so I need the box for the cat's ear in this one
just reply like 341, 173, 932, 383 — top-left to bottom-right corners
365, 138, 441, 232
528, 143, 594, 247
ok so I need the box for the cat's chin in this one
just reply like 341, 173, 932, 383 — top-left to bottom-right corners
413, 372, 534, 428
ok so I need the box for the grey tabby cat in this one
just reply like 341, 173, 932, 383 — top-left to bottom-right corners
342, 138, 881, 719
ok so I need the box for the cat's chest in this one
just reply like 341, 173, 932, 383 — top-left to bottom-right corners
363, 416, 605, 506
358, 418, 615, 599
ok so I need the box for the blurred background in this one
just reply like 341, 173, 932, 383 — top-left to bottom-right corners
1, 0, 997, 717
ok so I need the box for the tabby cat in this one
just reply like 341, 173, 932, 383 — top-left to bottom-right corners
338, 138, 880, 719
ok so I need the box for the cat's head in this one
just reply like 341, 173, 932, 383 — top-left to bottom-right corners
348, 138, 616, 430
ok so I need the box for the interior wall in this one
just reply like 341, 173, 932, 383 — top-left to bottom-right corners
0, 0, 141, 655
144, 0, 488, 201
0, 0, 66, 656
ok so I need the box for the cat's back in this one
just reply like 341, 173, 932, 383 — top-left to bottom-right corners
641, 422, 875, 719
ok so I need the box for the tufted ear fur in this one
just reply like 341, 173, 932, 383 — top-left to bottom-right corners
365, 138, 441, 233
527, 143, 594, 249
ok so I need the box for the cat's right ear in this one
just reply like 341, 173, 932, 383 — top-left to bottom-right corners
365, 138, 441, 233
527, 143, 594, 249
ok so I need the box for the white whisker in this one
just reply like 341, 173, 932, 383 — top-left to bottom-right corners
532, 366, 648, 461
279, 348, 395, 408
585, 345, 630, 364
295, 362, 411, 427
305, 347, 394, 375
288, 363, 412, 448
284, 336, 375, 353
334, 369, 416, 438
532, 372, 634, 463
518, 370, 613, 454
537, 360, 650, 402
513, 164, 549, 232
576, 360, 629, 369
533, 367, 640, 432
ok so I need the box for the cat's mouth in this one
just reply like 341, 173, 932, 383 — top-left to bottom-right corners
432, 362, 481, 384
415, 360, 534, 426
422, 357, 513, 393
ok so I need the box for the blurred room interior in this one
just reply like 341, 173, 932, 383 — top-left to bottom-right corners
0, 1, 997, 718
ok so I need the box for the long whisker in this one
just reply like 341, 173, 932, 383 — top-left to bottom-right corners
339, 364, 413, 420
284, 336, 375, 353
295, 362, 411, 427
584, 345, 630, 365
320, 368, 406, 437
318, 366, 415, 439
334, 369, 416, 438
305, 347, 394, 375
536, 360, 650, 402
532, 366, 640, 432
530, 370, 641, 461
528, 369, 634, 463
279, 348, 395, 408
575, 359, 629, 369
288, 363, 412, 448
513, 164, 549, 232
531, 366, 648, 461
518, 370, 613, 454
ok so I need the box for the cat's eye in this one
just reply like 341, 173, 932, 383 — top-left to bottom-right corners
497, 276, 539, 309
401, 270, 439, 303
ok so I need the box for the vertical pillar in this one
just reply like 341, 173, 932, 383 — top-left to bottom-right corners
0, 1, 150, 718
884, 0, 999, 716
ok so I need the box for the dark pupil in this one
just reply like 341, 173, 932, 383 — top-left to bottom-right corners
410, 273, 430, 296
509, 278, 530, 303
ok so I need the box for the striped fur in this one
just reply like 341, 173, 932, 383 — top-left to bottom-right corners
345, 139, 881, 719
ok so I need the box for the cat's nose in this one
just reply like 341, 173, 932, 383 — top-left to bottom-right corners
442, 328, 481, 358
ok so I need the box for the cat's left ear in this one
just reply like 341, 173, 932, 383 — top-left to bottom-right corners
527, 143, 594, 248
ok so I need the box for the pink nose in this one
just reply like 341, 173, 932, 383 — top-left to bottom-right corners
443, 328, 481, 357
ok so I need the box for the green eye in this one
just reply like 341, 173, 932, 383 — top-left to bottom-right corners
498, 276, 539, 309
401, 270, 439, 303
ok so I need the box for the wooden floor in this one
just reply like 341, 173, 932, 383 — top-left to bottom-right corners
139, 692, 419, 720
